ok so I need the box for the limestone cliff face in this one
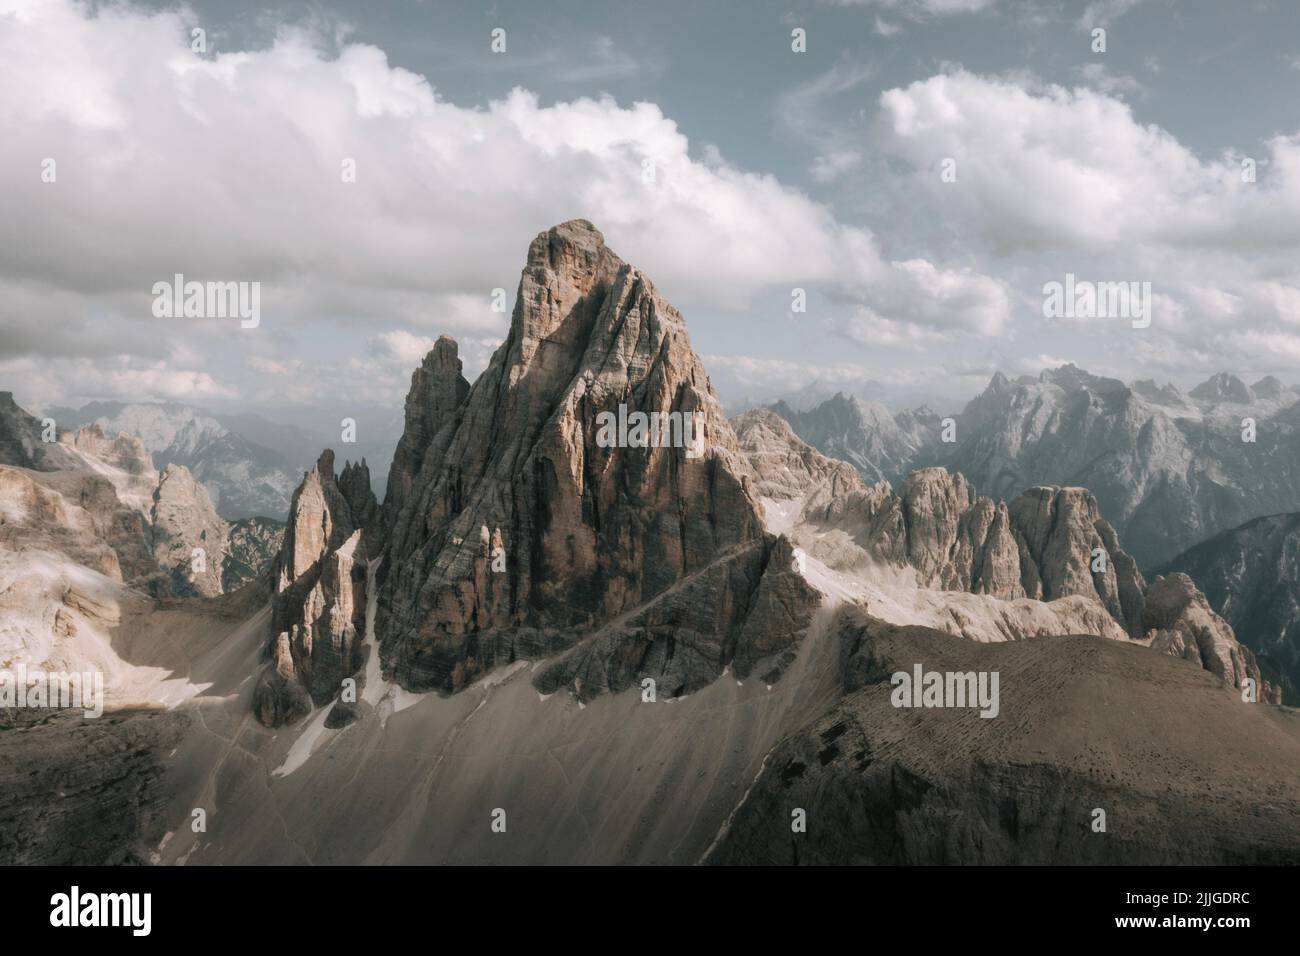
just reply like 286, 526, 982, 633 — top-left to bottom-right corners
253, 452, 377, 725
732, 408, 863, 504
0, 392, 79, 472
254, 221, 819, 724
803, 468, 1145, 627
382, 336, 470, 531
1144, 572, 1278, 703
150, 463, 227, 598
1006, 485, 1146, 636
61, 425, 158, 513
376, 220, 815, 698
743, 414, 1269, 697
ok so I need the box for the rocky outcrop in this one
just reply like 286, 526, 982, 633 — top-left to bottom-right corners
801, 468, 1145, 628
255, 221, 820, 724
254, 452, 377, 724
746, 419, 1264, 696
0, 466, 132, 580
373, 220, 818, 700
1, 404, 279, 598
942, 366, 1300, 569
59, 425, 158, 515
1158, 512, 1300, 703
1007, 485, 1146, 636
706, 607, 1300, 865
58, 400, 306, 521
222, 516, 285, 592
382, 336, 470, 528
0, 392, 79, 471
150, 463, 228, 598
770, 364, 1300, 568
1143, 572, 1276, 702
732, 407, 863, 503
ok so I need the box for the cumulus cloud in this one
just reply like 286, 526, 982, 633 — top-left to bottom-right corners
0, 0, 1004, 408
873, 69, 1300, 365
832, 259, 1009, 346
876, 70, 1300, 254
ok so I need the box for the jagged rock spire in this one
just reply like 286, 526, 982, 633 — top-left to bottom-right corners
374, 219, 810, 698
255, 447, 379, 725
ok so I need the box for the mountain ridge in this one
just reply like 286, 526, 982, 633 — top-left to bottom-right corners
768, 364, 1300, 570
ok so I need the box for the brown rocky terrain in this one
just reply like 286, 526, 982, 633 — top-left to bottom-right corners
0, 396, 281, 601
706, 605, 1300, 864
0, 392, 79, 472
735, 408, 1275, 700
1, 221, 1294, 868
255, 220, 820, 723
151, 463, 228, 598
0, 707, 188, 865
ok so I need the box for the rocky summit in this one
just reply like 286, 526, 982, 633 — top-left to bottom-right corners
254, 221, 819, 724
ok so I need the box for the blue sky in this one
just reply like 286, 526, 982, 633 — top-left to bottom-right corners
4, 0, 1300, 422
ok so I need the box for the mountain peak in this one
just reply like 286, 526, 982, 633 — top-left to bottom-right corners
1252, 375, 1284, 399
1039, 363, 1127, 395
255, 220, 818, 722
1190, 372, 1253, 404
509, 220, 622, 366
1131, 378, 1187, 405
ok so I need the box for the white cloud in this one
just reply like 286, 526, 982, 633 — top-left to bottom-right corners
874, 68, 1300, 369
833, 258, 1010, 344
0, 0, 1005, 408
875, 70, 1300, 253
0, 353, 236, 406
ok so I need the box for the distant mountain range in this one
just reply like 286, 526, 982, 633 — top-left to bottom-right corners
45, 400, 392, 521
769, 395, 939, 487
768, 366, 1300, 571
